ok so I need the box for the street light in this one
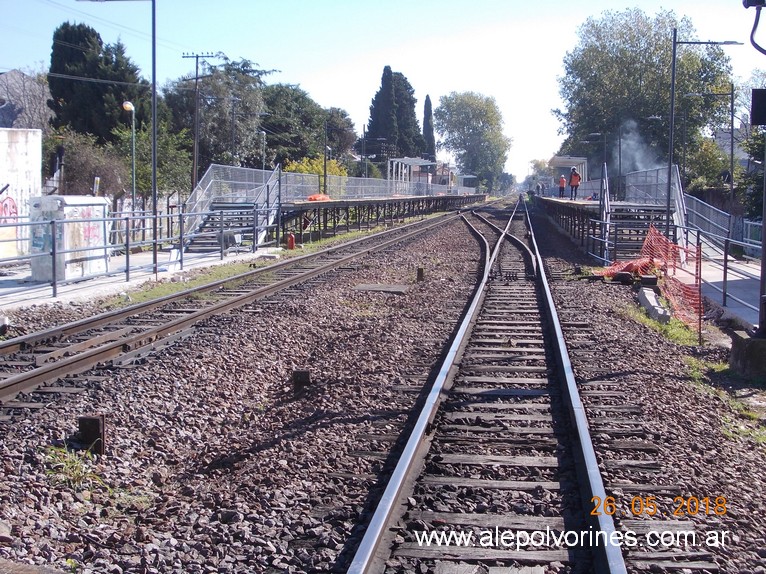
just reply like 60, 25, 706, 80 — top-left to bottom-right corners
122, 101, 136, 209
260, 130, 266, 174
588, 132, 608, 167
667, 27, 741, 237
78, 0, 157, 274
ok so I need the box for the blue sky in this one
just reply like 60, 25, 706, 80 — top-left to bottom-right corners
3, 0, 765, 178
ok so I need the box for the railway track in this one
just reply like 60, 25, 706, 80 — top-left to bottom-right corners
0, 213, 461, 416
347, 200, 623, 573
0, 198, 747, 572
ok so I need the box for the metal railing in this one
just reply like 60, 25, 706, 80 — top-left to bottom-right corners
677, 225, 759, 313
183, 164, 281, 242
0, 206, 280, 298
684, 194, 730, 240
280, 171, 472, 202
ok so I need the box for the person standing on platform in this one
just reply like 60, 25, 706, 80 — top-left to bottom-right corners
568, 167, 581, 200
558, 175, 566, 198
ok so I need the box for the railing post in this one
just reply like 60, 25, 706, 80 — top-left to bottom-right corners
179, 205, 185, 270
253, 208, 259, 253
728, 238, 729, 307
50, 220, 58, 297
124, 216, 131, 283
219, 209, 225, 261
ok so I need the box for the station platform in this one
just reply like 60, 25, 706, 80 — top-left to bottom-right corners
699, 257, 761, 330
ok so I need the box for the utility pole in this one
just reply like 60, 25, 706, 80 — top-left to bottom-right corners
182, 52, 216, 192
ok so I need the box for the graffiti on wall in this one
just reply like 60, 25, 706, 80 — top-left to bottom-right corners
0, 196, 18, 258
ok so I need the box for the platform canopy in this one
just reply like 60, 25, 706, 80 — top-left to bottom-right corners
388, 157, 438, 182
389, 157, 437, 167
549, 155, 589, 181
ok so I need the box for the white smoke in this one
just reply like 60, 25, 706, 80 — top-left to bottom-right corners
613, 119, 664, 174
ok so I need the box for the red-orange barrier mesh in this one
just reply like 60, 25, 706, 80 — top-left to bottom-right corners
594, 226, 702, 333
641, 225, 702, 331
594, 257, 656, 277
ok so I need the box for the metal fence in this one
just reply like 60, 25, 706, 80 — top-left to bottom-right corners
743, 219, 762, 250
280, 171, 471, 202
684, 193, 731, 241
182, 164, 281, 244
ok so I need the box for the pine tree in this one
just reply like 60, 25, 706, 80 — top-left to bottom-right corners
48, 22, 146, 144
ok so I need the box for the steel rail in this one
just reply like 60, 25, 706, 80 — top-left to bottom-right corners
348, 204, 509, 573
471, 208, 537, 278
0, 215, 458, 404
0, 213, 458, 355
523, 201, 627, 574
349, 200, 626, 572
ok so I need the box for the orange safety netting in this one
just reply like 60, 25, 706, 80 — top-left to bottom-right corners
594, 257, 657, 277
640, 225, 702, 332
595, 225, 702, 334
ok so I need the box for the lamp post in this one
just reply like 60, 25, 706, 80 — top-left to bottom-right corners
122, 101, 136, 209
260, 130, 266, 174
667, 28, 741, 237
78, 0, 157, 273
323, 121, 328, 196
588, 132, 608, 168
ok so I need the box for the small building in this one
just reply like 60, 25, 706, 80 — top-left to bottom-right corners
549, 155, 589, 183
0, 127, 42, 257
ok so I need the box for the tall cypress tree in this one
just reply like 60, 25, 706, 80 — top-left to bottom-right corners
423, 94, 436, 166
392, 72, 424, 158
48, 22, 144, 144
367, 66, 398, 158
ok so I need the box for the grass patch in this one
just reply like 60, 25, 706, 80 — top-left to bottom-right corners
44, 446, 106, 490
684, 357, 766, 444
618, 303, 699, 346
100, 260, 269, 309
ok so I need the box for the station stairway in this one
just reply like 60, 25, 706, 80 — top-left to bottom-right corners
605, 204, 672, 259
184, 201, 258, 253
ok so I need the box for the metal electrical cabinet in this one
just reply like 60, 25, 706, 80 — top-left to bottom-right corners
29, 195, 110, 282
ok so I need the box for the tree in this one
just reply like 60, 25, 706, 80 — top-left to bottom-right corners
742, 126, 765, 219
367, 66, 399, 158
43, 128, 128, 198
392, 72, 424, 158
48, 23, 147, 144
423, 95, 436, 166
260, 83, 326, 166
283, 157, 347, 178
366, 67, 425, 163
111, 121, 193, 203
164, 57, 268, 173
0, 68, 53, 134
434, 92, 511, 191
555, 9, 733, 173
684, 138, 730, 193
324, 107, 356, 159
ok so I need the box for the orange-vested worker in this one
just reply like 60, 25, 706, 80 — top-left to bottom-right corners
569, 167, 581, 200
558, 175, 566, 198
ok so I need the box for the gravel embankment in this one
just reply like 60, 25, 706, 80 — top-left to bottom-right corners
1, 208, 765, 573
534, 210, 766, 573
0, 221, 481, 573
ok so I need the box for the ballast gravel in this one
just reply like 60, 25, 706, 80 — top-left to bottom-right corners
0, 207, 764, 573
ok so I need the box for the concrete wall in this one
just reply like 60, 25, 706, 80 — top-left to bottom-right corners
0, 128, 41, 256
